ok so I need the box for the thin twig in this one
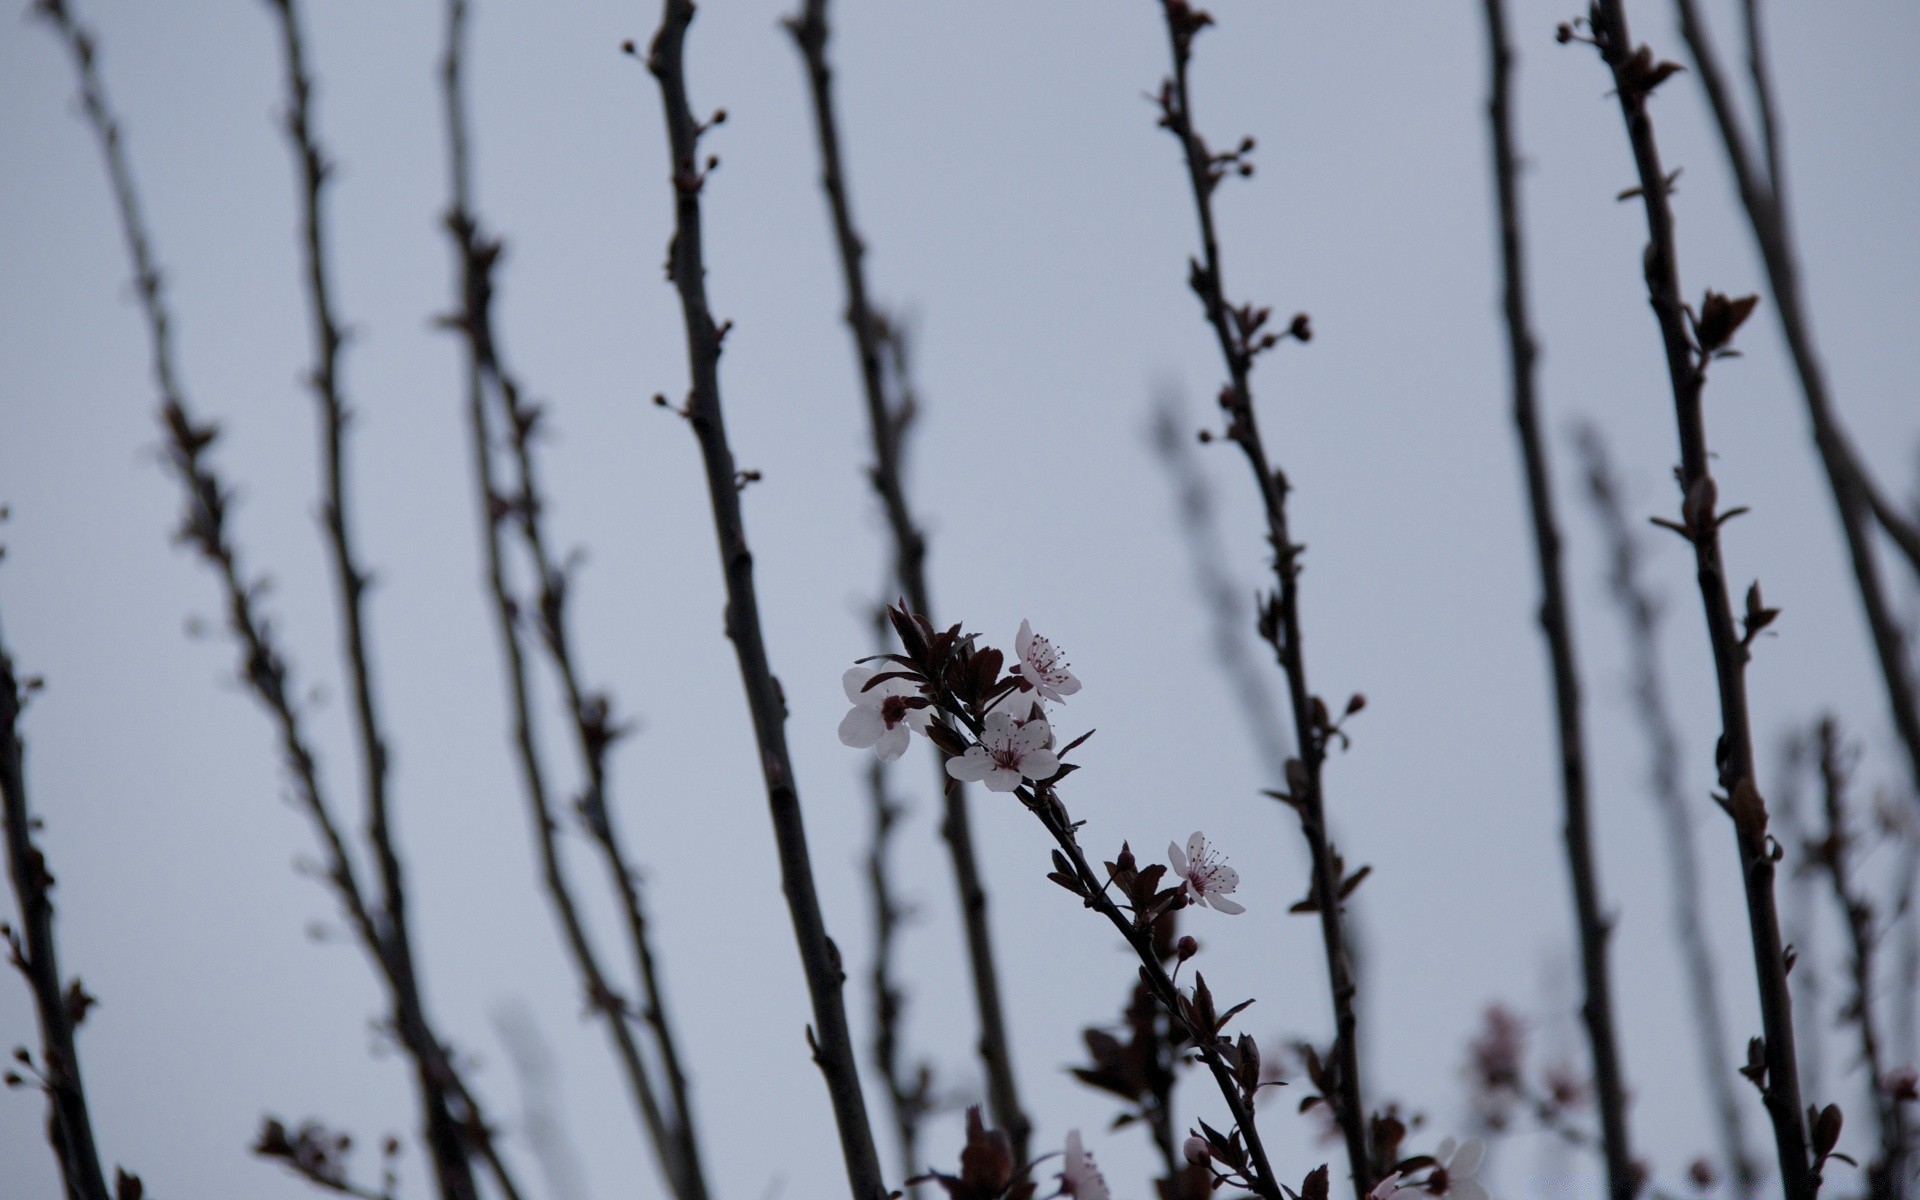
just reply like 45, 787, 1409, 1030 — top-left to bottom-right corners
258, 1, 508, 1193
1575, 426, 1759, 1194
783, 0, 1032, 1161
861, 692, 933, 1187
37, 5, 516, 1196
1, 613, 113, 1200
1573, 5, 1813, 1194
439, 3, 707, 1196
1669, 0, 1920, 805
1150, 3, 1370, 1192
635, 5, 886, 1197
1480, 7, 1635, 1196
1148, 398, 1294, 786
1811, 718, 1910, 1200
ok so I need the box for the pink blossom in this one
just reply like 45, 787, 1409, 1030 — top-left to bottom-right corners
946, 710, 1058, 792
1012, 619, 1081, 703
1183, 1135, 1211, 1166
837, 666, 928, 762
1060, 1130, 1109, 1200
1168, 831, 1245, 914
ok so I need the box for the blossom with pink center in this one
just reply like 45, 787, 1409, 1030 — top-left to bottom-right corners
837, 666, 929, 763
1012, 619, 1081, 703
946, 710, 1058, 792
1060, 1130, 1110, 1200
1168, 831, 1245, 914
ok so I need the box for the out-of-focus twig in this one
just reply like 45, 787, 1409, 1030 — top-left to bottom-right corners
1575, 426, 1758, 1194
1480, 6, 1635, 1196
440, 3, 707, 1196
634, 4, 885, 1196
1810, 719, 1911, 1200
1, 607, 115, 1200
1669, 0, 1920, 807
1149, 3, 1371, 1192
1571, 5, 1814, 1193
37, 4, 516, 1196
784, 1, 1031, 1162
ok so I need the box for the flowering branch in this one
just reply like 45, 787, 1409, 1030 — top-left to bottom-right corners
439, 3, 707, 1197
1809, 719, 1911, 1199
1478, 5, 1637, 1196
37, 4, 517, 1196
1668, 0, 1920, 808
785, 0, 1032, 1161
1, 610, 116, 1200
854, 608, 1331, 1200
1567, 5, 1812, 1194
634, 4, 886, 1196
1149, 3, 1370, 1191
1574, 426, 1758, 1194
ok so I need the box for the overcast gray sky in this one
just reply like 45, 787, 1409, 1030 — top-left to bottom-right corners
2, 2, 1918, 1198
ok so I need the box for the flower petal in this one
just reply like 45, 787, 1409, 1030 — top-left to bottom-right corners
843, 666, 874, 704
1020, 748, 1059, 782
1450, 1138, 1485, 1177
1012, 717, 1053, 755
1167, 840, 1188, 876
946, 747, 992, 782
875, 723, 910, 763
1016, 619, 1035, 660
1208, 894, 1246, 915
839, 705, 885, 749
1187, 831, 1206, 863
983, 765, 1023, 793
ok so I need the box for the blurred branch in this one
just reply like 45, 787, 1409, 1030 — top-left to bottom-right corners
859, 687, 934, 1188
785, 0, 1030, 1162
1810, 718, 1911, 1200
1572, 5, 1813, 1194
1479, 6, 1635, 1196
1575, 426, 1758, 1194
1149, 3, 1370, 1191
1, 609, 115, 1200
635, 4, 886, 1196
1669, 0, 1920, 805
38, 4, 516, 1196
1148, 398, 1293, 785
439, 3, 707, 1197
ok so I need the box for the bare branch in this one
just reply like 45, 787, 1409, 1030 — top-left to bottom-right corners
637, 4, 885, 1196
785, 0, 1030, 1162
1572, 5, 1812, 1193
1480, 7, 1636, 1196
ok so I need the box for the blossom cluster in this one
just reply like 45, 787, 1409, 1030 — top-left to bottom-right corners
837, 614, 1244, 917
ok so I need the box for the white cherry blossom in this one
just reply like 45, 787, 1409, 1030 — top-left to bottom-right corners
1429, 1137, 1488, 1200
1060, 1130, 1110, 1200
837, 666, 929, 763
1168, 831, 1246, 914
946, 710, 1058, 792
1012, 618, 1081, 703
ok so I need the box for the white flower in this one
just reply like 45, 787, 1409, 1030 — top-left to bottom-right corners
1168, 832, 1245, 914
1060, 1130, 1109, 1200
1012, 619, 1081, 703
837, 666, 929, 763
946, 710, 1058, 792
1426, 1137, 1488, 1200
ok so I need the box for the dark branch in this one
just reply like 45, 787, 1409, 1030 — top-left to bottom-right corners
1575, 426, 1759, 1195
1, 612, 113, 1200
638, 4, 885, 1196
439, 3, 707, 1197
784, 0, 1030, 1162
1150, 3, 1370, 1192
1669, 0, 1920, 809
1574, 5, 1812, 1194
1480, 7, 1636, 1197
